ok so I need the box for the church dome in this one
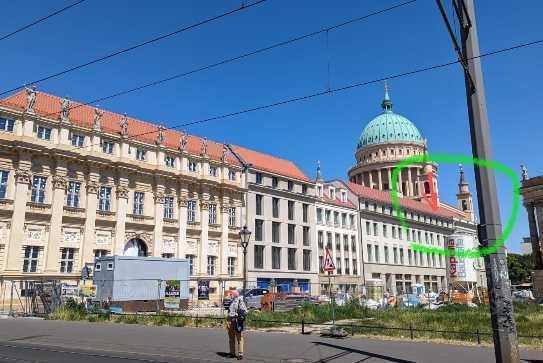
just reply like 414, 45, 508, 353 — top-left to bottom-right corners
357, 86, 424, 149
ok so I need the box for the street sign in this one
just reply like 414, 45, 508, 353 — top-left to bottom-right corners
322, 248, 335, 272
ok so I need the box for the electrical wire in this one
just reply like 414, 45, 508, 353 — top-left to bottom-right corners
67, 37, 543, 152
0, 0, 87, 42
37, 0, 418, 120
0, 0, 267, 97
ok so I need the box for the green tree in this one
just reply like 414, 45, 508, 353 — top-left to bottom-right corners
507, 253, 534, 285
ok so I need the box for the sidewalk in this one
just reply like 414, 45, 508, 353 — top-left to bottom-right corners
0, 318, 540, 362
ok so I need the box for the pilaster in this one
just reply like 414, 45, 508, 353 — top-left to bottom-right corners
153, 187, 165, 257
199, 199, 209, 274
44, 171, 68, 273
82, 173, 99, 264
177, 196, 188, 258
114, 182, 129, 255
220, 204, 230, 276
5, 168, 31, 271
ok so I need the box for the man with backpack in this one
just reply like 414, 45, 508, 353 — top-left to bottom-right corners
226, 290, 248, 359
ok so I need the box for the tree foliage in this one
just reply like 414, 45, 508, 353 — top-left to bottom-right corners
507, 253, 534, 285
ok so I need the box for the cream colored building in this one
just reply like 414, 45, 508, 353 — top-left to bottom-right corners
0, 90, 250, 303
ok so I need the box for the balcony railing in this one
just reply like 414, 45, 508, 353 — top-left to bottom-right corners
63, 206, 86, 218
26, 202, 51, 214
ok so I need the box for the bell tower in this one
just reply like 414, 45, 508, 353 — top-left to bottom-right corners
456, 164, 475, 222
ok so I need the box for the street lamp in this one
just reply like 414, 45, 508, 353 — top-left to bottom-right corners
239, 225, 251, 299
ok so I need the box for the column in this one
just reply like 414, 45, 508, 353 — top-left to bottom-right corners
534, 204, 543, 269
5, 169, 31, 271
44, 171, 68, 273
82, 175, 99, 265
387, 168, 392, 191
220, 204, 230, 276
407, 168, 413, 197
177, 193, 188, 258
114, 183, 129, 255
199, 197, 210, 275
397, 169, 403, 194
153, 189, 165, 257
377, 170, 382, 190
368, 171, 373, 189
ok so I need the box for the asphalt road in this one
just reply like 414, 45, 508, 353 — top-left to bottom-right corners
0, 318, 541, 363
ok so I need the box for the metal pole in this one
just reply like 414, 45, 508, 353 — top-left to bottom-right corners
243, 246, 247, 299
457, 1, 519, 361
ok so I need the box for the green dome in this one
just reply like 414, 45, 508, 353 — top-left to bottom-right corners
357, 88, 424, 149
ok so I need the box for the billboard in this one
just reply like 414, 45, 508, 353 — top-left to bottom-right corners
198, 280, 210, 300
164, 280, 180, 309
446, 234, 478, 283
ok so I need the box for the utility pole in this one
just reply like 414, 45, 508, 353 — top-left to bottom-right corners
446, 1, 520, 361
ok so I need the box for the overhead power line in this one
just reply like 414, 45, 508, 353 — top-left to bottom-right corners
69, 37, 542, 152
0, 0, 87, 42
0, 0, 267, 97
39, 0, 417, 119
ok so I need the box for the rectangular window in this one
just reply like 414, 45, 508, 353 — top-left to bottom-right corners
164, 155, 175, 168
373, 222, 378, 236
255, 219, 263, 241
353, 259, 358, 275
392, 226, 396, 239
336, 258, 341, 274
0, 170, 9, 199
344, 258, 350, 275
71, 133, 85, 147
325, 210, 331, 224
60, 248, 75, 273
302, 184, 307, 194
316, 208, 323, 224
318, 231, 324, 249
333, 212, 339, 226
287, 180, 294, 191
207, 256, 216, 275
66, 181, 81, 208
164, 196, 174, 219
228, 170, 236, 181
272, 198, 279, 218
384, 246, 389, 263
335, 234, 340, 251
408, 249, 413, 265
94, 249, 108, 258
186, 255, 195, 275
228, 207, 236, 227
374, 245, 380, 262
400, 248, 404, 264
288, 201, 294, 220
209, 165, 217, 177
208, 204, 217, 224
393, 247, 398, 264
136, 148, 146, 161
254, 245, 264, 269
187, 200, 196, 222
272, 222, 280, 243
162, 253, 174, 259
255, 194, 263, 216
302, 203, 308, 223
31, 176, 47, 204
98, 186, 111, 211
0, 117, 15, 132
351, 236, 356, 252
288, 224, 295, 244
255, 172, 262, 184
288, 248, 296, 270
102, 140, 113, 154
303, 226, 310, 246
303, 250, 311, 271
398, 228, 403, 240
326, 232, 332, 249
228, 257, 236, 276
188, 160, 198, 172
319, 256, 324, 273
343, 235, 349, 251
383, 224, 388, 238
272, 247, 281, 269
272, 177, 278, 188
133, 191, 144, 215
366, 221, 371, 235
37, 125, 51, 140
367, 244, 373, 262
349, 215, 355, 228
23, 246, 39, 272
341, 213, 347, 227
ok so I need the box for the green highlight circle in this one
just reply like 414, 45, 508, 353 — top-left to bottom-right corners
390, 154, 519, 258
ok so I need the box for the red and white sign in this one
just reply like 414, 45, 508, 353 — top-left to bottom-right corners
322, 248, 336, 272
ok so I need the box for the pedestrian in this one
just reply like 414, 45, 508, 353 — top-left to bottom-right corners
226, 290, 247, 359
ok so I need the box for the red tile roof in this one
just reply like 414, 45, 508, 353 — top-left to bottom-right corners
0, 90, 308, 180
340, 180, 463, 219
230, 144, 309, 181
321, 193, 357, 209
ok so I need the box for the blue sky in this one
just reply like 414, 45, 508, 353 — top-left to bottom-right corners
1, 0, 541, 252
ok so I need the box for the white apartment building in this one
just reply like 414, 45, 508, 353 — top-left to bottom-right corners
231, 145, 319, 295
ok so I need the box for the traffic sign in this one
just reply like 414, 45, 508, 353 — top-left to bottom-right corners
322, 248, 335, 272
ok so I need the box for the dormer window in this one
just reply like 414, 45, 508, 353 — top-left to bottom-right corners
102, 140, 114, 154
209, 165, 218, 177
0, 117, 15, 132
341, 191, 347, 202
272, 177, 278, 188
287, 180, 294, 191
164, 155, 175, 168
228, 169, 236, 181
188, 160, 197, 172
302, 184, 307, 195
316, 185, 322, 198
36, 125, 51, 140
136, 148, 146, 161
71, 133, 85, 147
329, 188, 335, 200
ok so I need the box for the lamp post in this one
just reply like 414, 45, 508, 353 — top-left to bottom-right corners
239, 225, 251, 300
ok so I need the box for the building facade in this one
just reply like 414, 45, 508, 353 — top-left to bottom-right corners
232, 145, 319, 294
314, 169, 360, 294
519, 167, 543, 303
0, 90, 250, 303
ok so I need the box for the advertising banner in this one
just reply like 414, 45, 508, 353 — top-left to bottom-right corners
164, 280, 180, 309
198, 280, 210, 300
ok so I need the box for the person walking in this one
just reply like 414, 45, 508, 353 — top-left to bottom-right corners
226, 290, 247, 359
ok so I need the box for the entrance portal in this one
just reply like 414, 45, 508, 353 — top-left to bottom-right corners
123, 238, 148, 257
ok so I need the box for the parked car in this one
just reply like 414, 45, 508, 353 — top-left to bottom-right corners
243, 288, 270, 310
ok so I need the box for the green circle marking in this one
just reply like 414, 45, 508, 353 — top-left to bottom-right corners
391, 154, 519, 258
